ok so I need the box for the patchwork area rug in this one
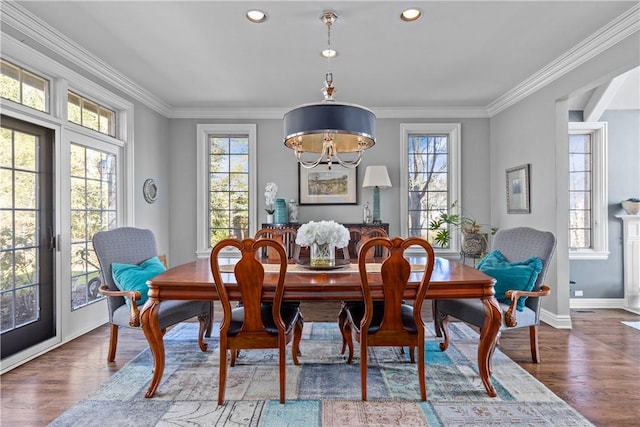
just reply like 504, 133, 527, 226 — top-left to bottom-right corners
50, 322, 593, 426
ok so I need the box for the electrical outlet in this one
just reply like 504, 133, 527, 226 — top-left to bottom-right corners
575, 290, 584, 297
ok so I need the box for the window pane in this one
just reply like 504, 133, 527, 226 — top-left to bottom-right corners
68, 92, 82, 125
70, 144, 117, 310
67, 91, 116, 137
208, 134, 250, 245
0, 60, 48, 112
21, 70, 47, 112
408, 135, 449, 239
0, 60, 20, 103
82, 99, 100, 131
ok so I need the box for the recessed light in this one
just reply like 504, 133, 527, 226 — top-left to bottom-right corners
246, 10, 267, 23
400, 8, 422, 22
321, 49, 337, 58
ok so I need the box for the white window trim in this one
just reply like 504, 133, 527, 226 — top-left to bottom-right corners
195, 124, 257, 259
569, 121, 609, 260
400, 123, 461, 255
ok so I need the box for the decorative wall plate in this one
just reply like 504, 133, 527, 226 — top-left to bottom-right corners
143, 179, 158, 203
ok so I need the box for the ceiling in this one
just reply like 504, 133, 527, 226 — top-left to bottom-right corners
4, 1, 639, 117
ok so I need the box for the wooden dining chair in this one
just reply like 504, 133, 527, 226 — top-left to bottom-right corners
349, 225, 389, 262
255, 227, 300, 263
341, 236, 436, 401
210, 237, 303, 405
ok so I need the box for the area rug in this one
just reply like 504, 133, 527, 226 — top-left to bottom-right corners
49, 322, 593, 426
621, 320, 640, 331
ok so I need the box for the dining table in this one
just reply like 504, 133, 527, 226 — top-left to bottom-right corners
141, 256, 501, 399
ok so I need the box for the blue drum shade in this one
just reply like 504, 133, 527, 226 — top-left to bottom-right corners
283, 102, 376, 153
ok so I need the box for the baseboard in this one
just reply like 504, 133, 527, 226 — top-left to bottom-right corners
569, 298, 626, 309
540, 308, 572, 329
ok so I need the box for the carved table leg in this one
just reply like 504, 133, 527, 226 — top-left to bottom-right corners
478, 296, 502, 398
141, 301, 164, 398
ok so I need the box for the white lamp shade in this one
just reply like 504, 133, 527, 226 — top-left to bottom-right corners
362, 166, 392, 188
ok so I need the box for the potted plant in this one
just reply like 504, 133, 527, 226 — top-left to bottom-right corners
428, 201, 498, 256
621, 197, 640, 215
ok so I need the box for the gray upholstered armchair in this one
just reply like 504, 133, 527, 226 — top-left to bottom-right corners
92, 227, 213, 362
433, 227, 556, 363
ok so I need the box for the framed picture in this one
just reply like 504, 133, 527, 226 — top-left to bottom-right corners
506, 164, 530, 213
298, 163, 357, 205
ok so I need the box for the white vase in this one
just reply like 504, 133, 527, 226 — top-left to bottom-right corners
310, 242, 335, 267
266, 213, 274, 224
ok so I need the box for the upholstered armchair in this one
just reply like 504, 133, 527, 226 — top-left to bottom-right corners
433, 227, 556, 363
92, 227, 213, 362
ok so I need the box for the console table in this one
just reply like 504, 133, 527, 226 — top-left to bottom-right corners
260, 222, 389, 258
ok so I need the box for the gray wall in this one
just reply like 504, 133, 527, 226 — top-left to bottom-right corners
166, 117, 491, 266
570, 109, 640, 298
490, 33, 639, 324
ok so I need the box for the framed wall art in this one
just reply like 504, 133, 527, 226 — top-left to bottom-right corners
298, 163, 357, 205
506, 164, 530, 213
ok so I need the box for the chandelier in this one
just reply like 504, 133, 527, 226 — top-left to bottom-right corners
283, 10, 376, 169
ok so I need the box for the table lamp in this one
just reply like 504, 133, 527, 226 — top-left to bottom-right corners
362, 165, 392, 223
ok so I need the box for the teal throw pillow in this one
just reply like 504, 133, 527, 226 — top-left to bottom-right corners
477, 250, 543, 311
111, 256, 166, 307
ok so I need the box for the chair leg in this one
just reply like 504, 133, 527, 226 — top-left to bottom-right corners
292, 316, 303, 365
343, 320, 355, 364
418, 337, 426, 401
107, 324, 118, 362
439, 315, 451, 351
205, 303, 214, 338
218, 340, 228, 406
360, 335, 368, 401
230, 349, 237, 367
197, 314, 209, 352
338, 303, 349, 354
432, 300, 443, 338
529, 325, 540, 363
279, 339, 286, 404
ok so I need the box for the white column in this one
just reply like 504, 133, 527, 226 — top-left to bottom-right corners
617, 215, 640, 314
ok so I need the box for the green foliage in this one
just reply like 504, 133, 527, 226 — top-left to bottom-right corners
428, 201, 497, 248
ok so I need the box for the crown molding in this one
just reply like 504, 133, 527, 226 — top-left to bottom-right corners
0, 1, 172, 117
487, 3, 640, 117
168, 106, 490, 119
3, 1, 637, 120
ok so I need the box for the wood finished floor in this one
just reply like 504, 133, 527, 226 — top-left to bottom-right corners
1, 303, 639, 426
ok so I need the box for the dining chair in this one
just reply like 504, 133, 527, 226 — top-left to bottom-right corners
348, 225, 389, 262
338, 226, 390, 354
92, 227, 212, 362
210, 237, 303, 404
433, 227, 556, 363
255, 227, 300, 263
341, 236, 435, 401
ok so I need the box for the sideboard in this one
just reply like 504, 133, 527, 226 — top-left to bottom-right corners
260, 222, 390, 258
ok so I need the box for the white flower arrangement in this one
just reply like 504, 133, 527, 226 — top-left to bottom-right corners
264, 182, 278, 214
295, 220, 350, 248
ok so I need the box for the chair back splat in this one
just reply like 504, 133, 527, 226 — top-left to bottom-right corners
210, 237, 303, 405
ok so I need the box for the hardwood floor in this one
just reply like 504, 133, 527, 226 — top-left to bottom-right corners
1, 303, 639, 426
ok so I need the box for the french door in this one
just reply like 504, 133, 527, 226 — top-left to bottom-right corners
0, 115, 55, 359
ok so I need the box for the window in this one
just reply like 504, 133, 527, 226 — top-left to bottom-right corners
400, 123, 461, 254
0, 59, 49, 112
196, 124, 256, 257
68, 91, 116, 137
69, 144, 117, 310
568, 122, 608, 259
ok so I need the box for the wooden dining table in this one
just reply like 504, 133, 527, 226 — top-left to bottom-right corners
141, 256, 501, 399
